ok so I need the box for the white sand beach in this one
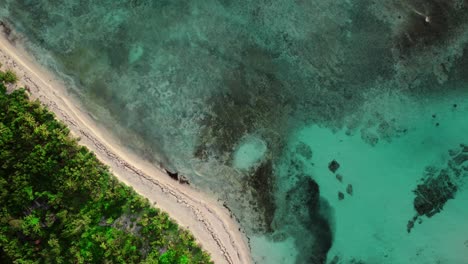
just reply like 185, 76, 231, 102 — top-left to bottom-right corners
0, 28, 252, 264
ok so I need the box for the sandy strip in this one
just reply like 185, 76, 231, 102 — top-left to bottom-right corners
0, 29, 251, 264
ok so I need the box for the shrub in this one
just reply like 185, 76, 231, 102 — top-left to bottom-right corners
2, 69, 18, 83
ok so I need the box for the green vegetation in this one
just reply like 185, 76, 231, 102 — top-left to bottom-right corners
0, 69, 18, 84
0, 74, 211, 263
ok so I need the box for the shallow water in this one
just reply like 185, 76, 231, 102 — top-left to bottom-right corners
2, 0, 468, 263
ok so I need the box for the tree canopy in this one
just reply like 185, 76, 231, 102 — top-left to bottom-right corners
0, 71, 212, 263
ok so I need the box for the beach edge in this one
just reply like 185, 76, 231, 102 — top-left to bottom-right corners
0, 29, 252, 264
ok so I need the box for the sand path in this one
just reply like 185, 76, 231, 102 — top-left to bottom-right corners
0, 29, 251, 264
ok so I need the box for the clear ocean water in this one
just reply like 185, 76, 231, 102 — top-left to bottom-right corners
2, 1, 468, 263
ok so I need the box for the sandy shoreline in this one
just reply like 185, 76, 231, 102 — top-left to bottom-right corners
0, 29, 251, 264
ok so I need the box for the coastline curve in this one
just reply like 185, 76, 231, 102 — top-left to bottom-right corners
0, 29, 252, 264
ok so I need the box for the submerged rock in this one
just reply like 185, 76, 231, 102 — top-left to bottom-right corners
284, 177, 333, 263
338, 192, 345, 200
328, 160, 340, 173
409, 144, 468, 232
413, 169, 456, 217
296, 142, 313, 160
346, 184, 353, 196
336, 174, 343, 182
248, 160, 276, 233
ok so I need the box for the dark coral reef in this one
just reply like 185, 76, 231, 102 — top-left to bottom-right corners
408, 144, 468, 232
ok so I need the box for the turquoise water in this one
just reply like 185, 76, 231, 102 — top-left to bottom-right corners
2, 1, 468, 263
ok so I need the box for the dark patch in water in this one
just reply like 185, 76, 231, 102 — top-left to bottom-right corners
451, 45, 468, 83
338, 192, 345, 201
164, 169, 179, 180
328, 160, 340, 173
336, 174, 343, 183
285, 177, 333, 264
342, 2, 395, 85
346, 184, 353, 196
194, 45, 289, 162
247, 160, 276, 233
413, 169, 456, 217
408, 144, 468, 232
296, 142, 313, 160
395, 0, 468, 56
0, 21, 12, 37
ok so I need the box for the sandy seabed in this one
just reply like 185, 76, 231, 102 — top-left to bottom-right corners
0, 30, 252, 264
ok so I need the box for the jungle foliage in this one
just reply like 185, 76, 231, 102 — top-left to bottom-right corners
0, 73, 211, 263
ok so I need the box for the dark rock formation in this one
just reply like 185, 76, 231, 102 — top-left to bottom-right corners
248, 160, 276, 233
328, 160, 340, 173
408, 144, 468, 232
346, 184, 353, 196
336, 174, 343, 182
0, 21, 12, 36
413, 169, 456, 217
285, 177, 333, 263
296, 142, 313, 160
407, 217, 416, 233
179, 175, 190, 185
164, 169, 179, 181
338, 192, 345, 200
164, 169, 190, 185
